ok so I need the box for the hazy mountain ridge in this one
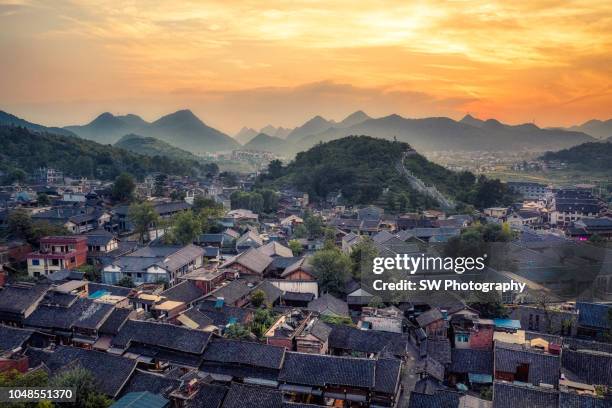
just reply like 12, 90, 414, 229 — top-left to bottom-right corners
234, 127, 259, 144
539, 140, 612, 172
565, 119, 612, 140
114, 133, 206, 163
290, 113, 594, 154
66, 109, 238, 153
0, 110, 77, 137
242, 133, 289, 154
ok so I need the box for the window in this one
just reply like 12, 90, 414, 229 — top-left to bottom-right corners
32, 259, 40, 266
137, 273, 142, 278
456, 334, 469, 343
535, 315, 540, 330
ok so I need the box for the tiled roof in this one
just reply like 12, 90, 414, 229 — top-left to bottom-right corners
0, 283, 49, 315
205, 280, 253, 305
99, 307, 133, 335
26, 346, 136, 397
279, 352, 375, 389
416, 308, 444, 327
561, 349, 612, 386
0, 325, 34, 352
407, 391, 461, 408
307, 293, 349, 317
112, 319, 211, 354
492, 382, 557, 408
160, 281, 205, 304
328, 323, 408, 357
222, 248, 272, 274
281, 257, 313, 278
374, 358, 402, 394
253, 280, 283, 304
184, 383, 228, 408
258, 241, 293, 258
221, 383, 283, 408
450, 349, 493, 375
577, 302, 611, 329
24, 298, 114, 331
192, 300, 251, 327
494, 342, 560, 386
112, 391, 169, 408
558, 392, 612, 408
88, 282, 132, 297
427, 338, 452, 365
120, 369, 181, 397
202, 337, 286, 369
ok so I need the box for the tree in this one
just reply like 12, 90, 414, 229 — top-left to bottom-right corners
267, 159, 284, 179
111, 172, 135, 202
350, 237, 378, 278
303, 211, 324, 239
0, 368, 48, 387
50, 367, 112, 408
467, 291, 507, 319
225, 323, 252, 340
193, 196, 222, 213
588, 233, 606, 247
37, 193, 50, 206
153, 174, 167, 197
250, 308, 276, 338
368, 295, 384, 308
199, 206, 224, 233
171, 210, 201, 245
116, 276, 134, 288
292, 224, 308, 239
260, 189, 279, 213
7, 209, 33, 240
288, 239, 303, 256
128, 202, 159, 243
312, 247, 351, 295
250, 289, 266, 308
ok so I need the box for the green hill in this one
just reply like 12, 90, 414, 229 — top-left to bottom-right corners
260, 135, 515, 210
115, 134, 204, 162
540, 141, 612, 172
0, 126, 206, 181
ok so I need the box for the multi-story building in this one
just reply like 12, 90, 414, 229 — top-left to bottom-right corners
26, 236, 87, 277
506, 181, 549, 200
549, 189, 601, 228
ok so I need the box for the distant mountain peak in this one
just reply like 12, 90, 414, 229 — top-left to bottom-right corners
460, 114, 485, 127
339, 110, 370, 127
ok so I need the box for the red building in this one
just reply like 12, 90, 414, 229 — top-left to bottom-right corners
26, 236, 87, 277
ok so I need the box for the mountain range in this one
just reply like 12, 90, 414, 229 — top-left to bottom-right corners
565, 119, 612, 140
114, 133, 206, 163
0, 110, 76, 137
65, 109, 239, 153
285, 113, 594, 154
243, 133, 289, 152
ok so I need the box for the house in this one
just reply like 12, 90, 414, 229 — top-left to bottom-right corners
294, 318, 332, 354
226, 209, 259, 223
203, 280, 254, 307
359, 306, 404, 333
416, 308, 447, 339
200, 337, 285, 384
278, 352, 402, 407
159, 280, 206, 308
506, 181, 548, 200
492, 382, 558, 408
328, 323, 409, 359
102, 244, 205, 287
177, 299, 253, 332
26, 345, 136, 398
258, 241, 293, 258
264, 310, 311, 349
195, 233, 225, 248
576, 302, 611, 340
235, 230, 263, 252
449, 348, 493, 386
85, 229, 119, 255
450, 314, 495, 349
494, 341, 560, 386
280, 257, 315, 281
567, 217, 612, 240
307, 293, 349, 317
550, 189, 601, 228
110, 319, 212, 368
220, 248, 272, 276
27, 236, 87, 277
0, 282, 50, 325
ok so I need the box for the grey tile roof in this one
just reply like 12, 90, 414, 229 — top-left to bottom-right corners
492, 382, 558, 408
222, 248, 272, 274
0, 283, 49, 315
0, 325, 34, 352
328, 323, 408, 357
427, 338, 452, 365
120, 369, 181, 397
221, 383, 283, 408
88, 282, 132, 297
407, 390, 461, 408
494, 342, 560, 386
307, 293, 349, 317
112, 319, 211, 354
374, 358, 402, 394
561, 349, 612, 386
205, 280, 253, 305
25, 345, 136, 397
184, 383, 228, 408
558, 392, 612, 408
202, 337, 286, 369
258, 241, 293, 258
450, 349, 493, 375
416, 308, 444, 327
161, 280, 205, 304
281, 257, 313, 278
191, 300, 251, 327
279, 352, 375, 389
253, 280, 283, 304
563, 338, 612, 355
24, 298, 114, 331
99, 307, 133, 335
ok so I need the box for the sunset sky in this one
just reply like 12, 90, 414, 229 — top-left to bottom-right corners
1, 0, 611, 133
